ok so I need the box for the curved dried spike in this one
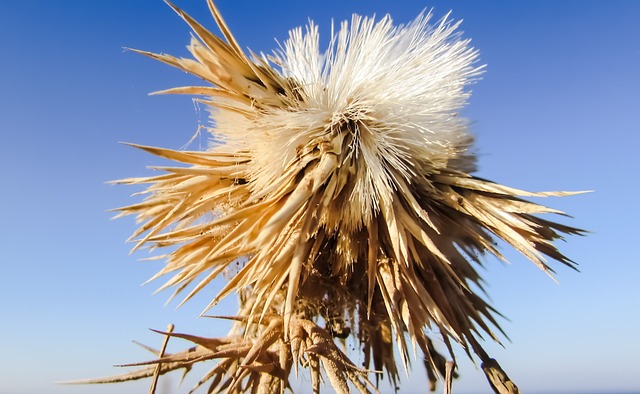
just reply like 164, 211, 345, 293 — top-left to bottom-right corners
204, 0, 280, 93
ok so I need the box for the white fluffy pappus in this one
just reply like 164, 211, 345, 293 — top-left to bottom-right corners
235, 11, 483, 229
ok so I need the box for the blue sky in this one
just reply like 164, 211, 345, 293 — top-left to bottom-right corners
1, 1, 639, 393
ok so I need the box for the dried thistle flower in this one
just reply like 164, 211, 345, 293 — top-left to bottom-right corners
85, 1, 585, 393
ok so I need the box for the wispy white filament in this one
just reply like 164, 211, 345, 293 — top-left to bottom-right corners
216, 11, 484, 227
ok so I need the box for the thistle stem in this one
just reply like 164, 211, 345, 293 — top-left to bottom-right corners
149, 323, 174, 394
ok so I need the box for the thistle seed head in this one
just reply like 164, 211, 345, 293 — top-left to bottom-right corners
100, 2, 586, 393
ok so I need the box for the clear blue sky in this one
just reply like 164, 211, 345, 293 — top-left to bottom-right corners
1, 1, 638, 393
